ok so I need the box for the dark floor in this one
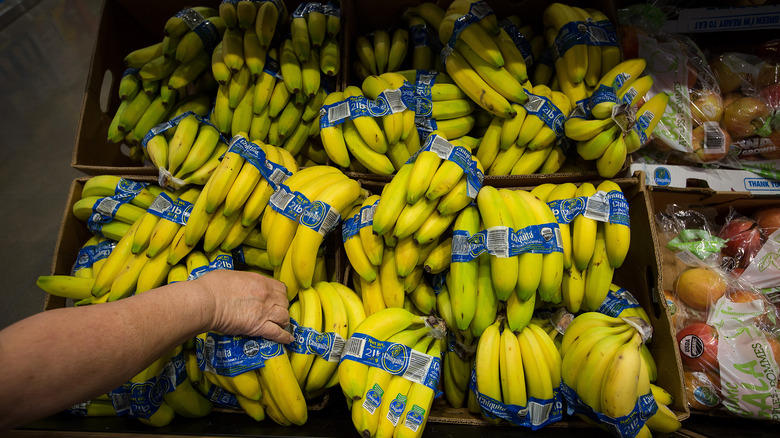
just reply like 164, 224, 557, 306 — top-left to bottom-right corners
0, 0, 101, 330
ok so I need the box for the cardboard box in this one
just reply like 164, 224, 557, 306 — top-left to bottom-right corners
73, 0, 347, 175
646, 175, 780, 419
631, 162, 780, 195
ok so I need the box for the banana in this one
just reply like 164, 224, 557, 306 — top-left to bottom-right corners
338, 308, 429, 401
290, 286, 323, 386
394, 236, 420, 278
387, 28, 409, 72
514, 190, 564, 303
257, 344, 308, 425
574, 328, 635, 413
378, 246, 405, 308
304, 281, 349, 394
467, 253, 497, 337
214, 83, 233, 135
572, 182, 597, 271
413, 210, 456, 246
596, 180, 630, 269
255, 1, 278, 48
600, 332, 643, 418
307, 8, 326, 48
564, 116, 616, 142
174, 123, 221, 178
332, 282, 367, 338
359, 272, 386, 317
357, 195, 383, 266
373, 29, 390, 74
343, 120, 395, 175
265, 168, 347, 267
499, 189, 542, 301
392, 337, 443, 438
166, 114, 201, 176
116, 90, 153, 134
180, 141, 229, 186
118, 70, 140, 101
222, 27, 245, 74
455, 40, 527, 104
319, 91, 350, 167
168, 50, 211, 90
291, 16, 311, 62
561, 324, 632, 389
319, 37, 340, 76
625, 92, 670, 154
474, 320, 502, 422
372, 164, 413, 235
344, 206, 378, 282
561, 264, 586, 314
499, 320, 527, 409
439, 9, 503, 68
355, 35, 378, 76
449, 205, 480, 331
646, 400, 683, 433
124, 42, 164, 68
527, 323, 562, 389
445, 49, 515, 119
476, 186, 518, 300
36, 275, 95, 300
584, 224, 614, 312
560, 311, 628, 355
80, 176, 159, 208
236, 0, 256, 30
517, 326, 553, 402
576, 124, 620, 161
72, 196, 146, 225
392, 197, 438, 240
138, 55, 178, 83
344, 85, 389, 154
596, 132, 627, 178
290, 178, 361, 289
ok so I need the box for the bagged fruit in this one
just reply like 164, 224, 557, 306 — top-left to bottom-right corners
656, 203, 780, 421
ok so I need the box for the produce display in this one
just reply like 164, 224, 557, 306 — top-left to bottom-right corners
34, 0, 780, 436
656, 202, 780, 421
620, 5, 780, 180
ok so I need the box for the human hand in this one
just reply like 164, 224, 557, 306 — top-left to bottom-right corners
196, 270, 293, 344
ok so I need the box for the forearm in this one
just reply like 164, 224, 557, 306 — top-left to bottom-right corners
0, 280, 214, 430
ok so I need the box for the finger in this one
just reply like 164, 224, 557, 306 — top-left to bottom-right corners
265, 304, 290, 327
258, 321, 295, 344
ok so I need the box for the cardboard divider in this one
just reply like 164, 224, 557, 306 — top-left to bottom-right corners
73, 0, 345, 175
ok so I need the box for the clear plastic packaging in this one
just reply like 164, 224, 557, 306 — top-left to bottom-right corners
655, 204, 780, 420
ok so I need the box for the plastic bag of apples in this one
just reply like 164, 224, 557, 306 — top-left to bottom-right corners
655, 204, 780, 420
619, 7, 780, 174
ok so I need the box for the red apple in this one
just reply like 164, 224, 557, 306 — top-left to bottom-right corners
723, 96, 772, 139
710, 54, 746, 94
675, 267, 729, 311
690, 124, 731, 162
760, 83, 780, 110
690, 89, 725, 126
717, 216, 765, 267
753, 206, 780, 235
677, 322, 719, 372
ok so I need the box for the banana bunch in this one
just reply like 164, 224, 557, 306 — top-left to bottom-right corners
482, 84, 572, 176
338, 307, 445, 438
288, 2, 341, 75
36, 235, 117, 304
564, 58, 669, 177
534, 180, 630, 314
411, 1, 529, 119
252, 163, 362, 299
560, 312, 682, 437
142, 112, 230, 189
320, 76, 414, 174
541, 3, 620, 90
471, 319, 563, 427
287, 282, 366, 397
111, 7, 226, 149
353, 27, 409, 79
449, 187, 565, 336
595, 283, 652, 325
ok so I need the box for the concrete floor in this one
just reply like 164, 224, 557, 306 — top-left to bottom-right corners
0, 0, 101, 329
